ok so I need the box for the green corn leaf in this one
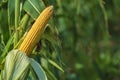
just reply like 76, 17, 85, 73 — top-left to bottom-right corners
8, 0, 15, 28
43, 67, 57, 80
23, 0, 45, 19
48, 59, 64, 72
30, 58, 48, 80
0, 33, 14, 58
0, 9, 10, 43
3, 50, 30, 80
28, 67, 38, 80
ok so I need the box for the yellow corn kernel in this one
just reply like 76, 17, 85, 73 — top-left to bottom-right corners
19, 6, 54, 55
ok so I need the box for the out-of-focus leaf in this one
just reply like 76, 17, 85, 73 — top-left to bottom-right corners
23, 0, 45, 19
30, 58, 47, 80
41, 24, 61, 55
2, 0, 8, 2
27, 70, 37, 80
0, 0, 7, 6
43, 67, 57, 80
113, 51, 120, 65
3, 50, 30, 80
48, 59, 64, 72
0, 9, 9, 43
8, 0, 15, 27
0, 33, 14, 61
41, 33, 58, 48
75, 63, 83, 70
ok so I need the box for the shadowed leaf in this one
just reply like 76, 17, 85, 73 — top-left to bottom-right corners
30, 58, 47, 80
23, 0, 45, 19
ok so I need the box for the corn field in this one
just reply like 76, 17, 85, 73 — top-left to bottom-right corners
0, 0, 120, 80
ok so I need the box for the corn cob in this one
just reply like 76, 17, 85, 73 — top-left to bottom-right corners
19, 6, 54, 55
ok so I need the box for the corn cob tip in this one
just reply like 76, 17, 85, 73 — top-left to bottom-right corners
46, 5, 54, 14
49, 5, 54, 9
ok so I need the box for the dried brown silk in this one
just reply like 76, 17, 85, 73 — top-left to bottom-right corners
19, 6, 54, 55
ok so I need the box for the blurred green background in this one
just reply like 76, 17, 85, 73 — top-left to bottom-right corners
0, 0, 120, 80
54, 0, 120, 80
